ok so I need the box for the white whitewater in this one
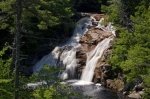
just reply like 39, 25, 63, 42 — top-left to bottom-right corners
81, 37, 113, 82
33, 17, 93, 80
80, 19, 115, 82
71, 18, 115, 85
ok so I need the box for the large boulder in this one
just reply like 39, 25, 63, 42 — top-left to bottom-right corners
79, 28, 113, 52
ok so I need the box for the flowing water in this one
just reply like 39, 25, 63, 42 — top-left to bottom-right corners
33, 16, 115, 81
33, 17, 93, 80
32, 16, 118, 99
80, 19, 115, 82
81, 37, 113, 82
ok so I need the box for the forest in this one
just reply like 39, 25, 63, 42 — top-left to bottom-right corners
0, 0, 150, 99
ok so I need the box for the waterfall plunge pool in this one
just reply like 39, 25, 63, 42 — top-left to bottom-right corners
61, 79, 119, 99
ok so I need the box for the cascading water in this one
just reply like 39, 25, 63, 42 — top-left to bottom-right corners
69, 17, 116, 87
30, 15, 119, 99
81, 37, 113, 82
33, 17, 93, 80
33, 15, 115, 81
66, 17, 117, 99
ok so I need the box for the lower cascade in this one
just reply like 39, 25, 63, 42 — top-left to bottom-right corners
81, 36, 113, 82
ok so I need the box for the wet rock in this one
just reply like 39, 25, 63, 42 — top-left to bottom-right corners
126, 82, 144, 98
93, 63, 114, 85
92, 14, 105, 21
93, 67, 102, 83
123, 81, 136, 93
76, 49, 87, 79
101, 64, 112, 77
79, 27, 113, 57
123, 77, 143, 92
106, 79, 124, 92
76, 50, 86, 58
133, 83, 144, 92
128, 91, 143, 99
122, 77, 144, 99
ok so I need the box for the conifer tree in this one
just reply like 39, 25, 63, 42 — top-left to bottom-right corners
14, 0, 22, 98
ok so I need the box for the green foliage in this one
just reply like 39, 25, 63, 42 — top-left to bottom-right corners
142, 68, 150, 98
0, 0, 75, 98
0, 0, 75, 66
109, 0, 150, 98
32, 83, 87, 99
22, 0, 74, 30
0, 0, 150, 98
0, 45, 13, 99
0, 0, 74, 31
0, 79, 13, 99
25, 65, 89, 99
0, 45, 12, 79
101, 0, 120, 23
31, 65, 62, 82
0, 0, 15, 31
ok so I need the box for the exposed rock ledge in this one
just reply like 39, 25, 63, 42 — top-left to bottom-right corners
75, 14, 117, 86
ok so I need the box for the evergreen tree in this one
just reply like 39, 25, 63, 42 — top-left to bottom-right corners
109, 0, 150, 98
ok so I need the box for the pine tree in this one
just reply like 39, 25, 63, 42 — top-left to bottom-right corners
14, 0, 22, 98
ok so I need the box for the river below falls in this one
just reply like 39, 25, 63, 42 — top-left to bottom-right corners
61, 80, 123, 99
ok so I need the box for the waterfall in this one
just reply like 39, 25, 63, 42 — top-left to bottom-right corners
30, 16, 118, 99
33, 17, 93, 80
33, 15, 115, 82
80, 20, 115, 82
81, 37, 113, 82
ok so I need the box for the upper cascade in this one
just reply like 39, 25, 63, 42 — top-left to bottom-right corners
33, 17, 93, 80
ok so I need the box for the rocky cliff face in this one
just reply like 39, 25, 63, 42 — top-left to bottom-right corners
74, 14, 125, 92
75, 14, 114, 82
77, 28, 113, 79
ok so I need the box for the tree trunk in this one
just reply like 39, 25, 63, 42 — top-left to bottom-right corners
14, 0, 22, 98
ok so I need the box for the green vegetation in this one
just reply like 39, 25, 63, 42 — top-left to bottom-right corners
0, 0, 76, 98
102, 0, 150, 98
29, 66, 90, 99
0, 0, 74, 30
0, 0, 150, 98
0, 0, 74, 58
0, 46, 13, 98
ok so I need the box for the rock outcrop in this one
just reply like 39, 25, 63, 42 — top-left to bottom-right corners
106, 79, 124, 92
74, 14, 128, 94
75, 14, 116, 84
